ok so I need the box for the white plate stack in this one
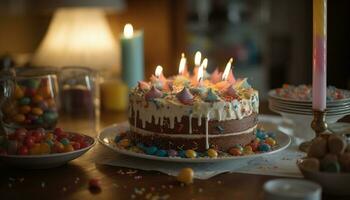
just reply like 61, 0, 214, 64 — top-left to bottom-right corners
268, 88, 350, 141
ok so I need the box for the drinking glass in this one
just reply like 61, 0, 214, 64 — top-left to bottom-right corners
58, 67, 99, 136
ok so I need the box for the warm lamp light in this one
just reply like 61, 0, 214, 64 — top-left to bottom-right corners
32, 8, 119, 71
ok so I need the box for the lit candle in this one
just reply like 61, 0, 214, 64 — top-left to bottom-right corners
193, 51, 202, 78
215, 58, 234, 90
155, 65, 163, 79
312, 0, 327, 111
178, 53, 187, 76
196, 58, 207, 86
152, 65, 167, 90
121, 23, 144, 88
194, 51, 202, 68
222, 58, 233, 81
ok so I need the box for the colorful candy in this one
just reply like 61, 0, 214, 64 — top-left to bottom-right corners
145, 146, 158, 155
63, 144, 74, 153
168, 149, 178, 157
243, 146, 254, 155
207, 148, 218, 158
256, 130, 268, 140
3, 78, 59, 129
229, 147, 242, 156
176, 168, 194, 185
40, 143, 51, 154
258, 143, 271, 152
274, 84, 350, 101
117, 139, 130, 148
265, 138, 276, 146
185, 149, 197, 158
13, 114, 26, 123
110, 129, 277, 159
2, 128, 89, 156
155, 149, 168, 157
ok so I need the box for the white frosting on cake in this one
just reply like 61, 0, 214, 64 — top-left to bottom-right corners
129, 89, 259, 149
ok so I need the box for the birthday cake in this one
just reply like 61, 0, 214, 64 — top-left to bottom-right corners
128, 57, 259, 152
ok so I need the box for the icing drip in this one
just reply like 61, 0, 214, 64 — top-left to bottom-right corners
134, 109, 137, 127
189, 114, 192, 134
205, 114, 209, 149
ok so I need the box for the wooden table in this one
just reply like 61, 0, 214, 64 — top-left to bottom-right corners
0, 102, 349, 200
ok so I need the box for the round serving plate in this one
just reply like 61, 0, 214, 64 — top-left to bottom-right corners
0, 132, 96, 169
98, 122, 291, 163
268, 90, 350, 106
269, 104, 350, 116
268, 99, 350, 111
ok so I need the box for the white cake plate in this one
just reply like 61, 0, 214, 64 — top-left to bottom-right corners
0, 132, 96, 169
98, 122, 291, 163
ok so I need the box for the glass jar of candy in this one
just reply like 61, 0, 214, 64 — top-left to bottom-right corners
2, 70, 59, 130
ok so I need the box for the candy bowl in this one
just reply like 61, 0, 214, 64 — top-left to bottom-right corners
1, 71, 59, 131
297, 158, 350, 196
0, 129, 96, 169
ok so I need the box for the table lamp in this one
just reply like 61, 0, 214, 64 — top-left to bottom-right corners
32, 7, 119, 72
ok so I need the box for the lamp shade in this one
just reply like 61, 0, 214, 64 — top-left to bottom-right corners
32, 8, 119, 71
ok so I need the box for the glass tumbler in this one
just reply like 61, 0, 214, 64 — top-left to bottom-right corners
58, 67, 99, 136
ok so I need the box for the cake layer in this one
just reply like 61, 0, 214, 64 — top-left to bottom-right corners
129, 125, 256, 151
129, 110, 258, 135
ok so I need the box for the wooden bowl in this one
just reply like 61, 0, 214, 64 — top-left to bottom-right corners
297, 158, 350, 196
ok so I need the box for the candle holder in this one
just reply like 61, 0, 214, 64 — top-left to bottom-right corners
299, 109, 330, 152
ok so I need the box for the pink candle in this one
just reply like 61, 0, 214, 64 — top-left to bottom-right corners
312, 0, 327, 111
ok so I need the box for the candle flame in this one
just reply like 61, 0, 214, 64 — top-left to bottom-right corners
178, 53, 186, 75
194, 51, 202, 66
155, 65, 163, 78
124, 23, 134, 38
222, 58, 233, 81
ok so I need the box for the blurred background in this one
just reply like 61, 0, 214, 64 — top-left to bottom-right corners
0, 0, 349, 101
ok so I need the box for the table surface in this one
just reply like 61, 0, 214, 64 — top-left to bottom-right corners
0, 102, 349, 200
